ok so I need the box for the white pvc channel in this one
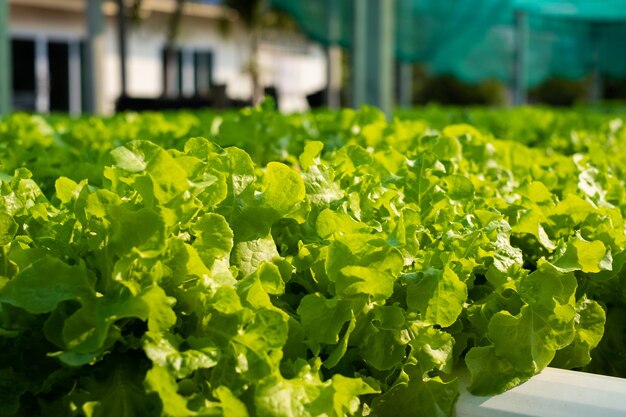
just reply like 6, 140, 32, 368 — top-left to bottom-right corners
456, 367, 626, 417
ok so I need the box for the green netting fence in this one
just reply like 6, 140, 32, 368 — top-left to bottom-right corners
271, 0, 626, 87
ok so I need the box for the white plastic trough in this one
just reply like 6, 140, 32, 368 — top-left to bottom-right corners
456, 367, 626, 417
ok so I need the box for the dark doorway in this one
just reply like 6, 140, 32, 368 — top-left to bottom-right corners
161, 48, 184, 96
194, 51, 213, 96
11, 39, 36, 111
48, 41, 70, 112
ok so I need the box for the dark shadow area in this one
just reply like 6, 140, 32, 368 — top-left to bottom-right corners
48, 41, 70, 112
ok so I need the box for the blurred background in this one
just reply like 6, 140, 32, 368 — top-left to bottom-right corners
1, 0, 626, 116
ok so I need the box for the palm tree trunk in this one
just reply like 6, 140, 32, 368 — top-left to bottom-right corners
250, 30, 263, 104
116, 0, 128, 97
130, 0, 143, 21
163, 0, 185, 97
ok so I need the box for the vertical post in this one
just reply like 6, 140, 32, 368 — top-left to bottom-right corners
352, 0, 367, 108
164, 49, 179, 97
116, 0, 128, 98
164, 0, 185, 98
69, 40, 82, 116
195, 52, 210, 96
377, 0, 395, 116
182, 48, 194, 97
0, 0, 11, 116
326, 46, 342, 108
35, 36, 49, 113
326, 0, 342, 108
589, 23, 602, 103
513, 10, 528, 106
352, 0, 395, 117
86, 0, 105, 113
398, 61, 413, 107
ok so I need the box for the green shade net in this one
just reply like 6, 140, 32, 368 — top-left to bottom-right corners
271, 0, 626, 87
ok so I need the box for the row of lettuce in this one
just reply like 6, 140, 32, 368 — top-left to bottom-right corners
0, 105, 625, 416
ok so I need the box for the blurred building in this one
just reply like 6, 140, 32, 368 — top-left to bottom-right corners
8, 0, 326, 114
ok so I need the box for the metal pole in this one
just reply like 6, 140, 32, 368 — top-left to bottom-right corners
326, 46, 342, 108
35, 36, 49, 113
326, 0, 341, 108
377, 0, 394, 116
165, 50, 178, 97
352, 0, 367, 108
116, 0, 128, 98
398, 61, 413, 107
69, 40, 82, 116
513, 10, 528, 106
352, 0, 395, 117
182, 48, 194, 97
86, 0, 105, 113
0, 0, 11, 116
589, 23, 602, 103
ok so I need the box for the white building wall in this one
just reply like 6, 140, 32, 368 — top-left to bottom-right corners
9, 0, 327, 114
102, 18, 120, 114
259, 43, 327, 112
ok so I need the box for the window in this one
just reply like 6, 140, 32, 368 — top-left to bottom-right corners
11, 39, 36, 111
49, 41, 70, 112
194, 50, 213, 96
11, 37, 83, 114
161, 48, 184, 96
162, 47, 214, 97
